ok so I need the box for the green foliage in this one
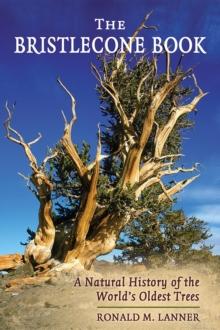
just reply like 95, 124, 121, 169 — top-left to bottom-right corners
108, 185, 137, 216
98, 56, 193, 170
47, 54, 196, 223
40, 53, 212, 265
114, 203, 212, 266
49, 142, 91, 222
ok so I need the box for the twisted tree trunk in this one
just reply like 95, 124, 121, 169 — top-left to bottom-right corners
4, 103, 56, 266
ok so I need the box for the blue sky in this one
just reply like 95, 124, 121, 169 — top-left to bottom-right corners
0, 0, 219, 256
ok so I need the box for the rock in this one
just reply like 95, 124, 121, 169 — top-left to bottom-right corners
44, 301, 59, 308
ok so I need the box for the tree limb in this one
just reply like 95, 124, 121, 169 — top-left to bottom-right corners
113, 12, 156, 76
4, 102, 39, 173
57, 77, 76, 128
41, 150, 58, 169
58, 78, 88, 182
159, 163, 199, 177
158, 174, 200, 202
139, 72, 186, 150
64, 126, 102, 262
4, 103, 55, 264
92, 63, 131, 134
166, 50, 171, 81
154, 75, 207, 158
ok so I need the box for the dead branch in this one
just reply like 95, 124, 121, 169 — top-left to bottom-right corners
137, 69, 153, 103
113, 12, 156, 75
154, 75, 207, 158
159, 163, 199, 177
135, 177, 160, 197
158, 174, 199, 202
41, 150, 58, 169
28, 132, 42, 146
165, 50, 171, 81
4, 102, 39, 173
92, 63, 131, 133
4, 102, 56, 265
0, 253, 24, 271
64, 126, 102, 262
57, 77, 76, 128
139, 72, 186, 150
58, 78, 88, 182
75, 126, 101, 245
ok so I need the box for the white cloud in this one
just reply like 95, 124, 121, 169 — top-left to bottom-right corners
181, 187, 220, 202
190, 204, 220, 225
206, 227, 220, 255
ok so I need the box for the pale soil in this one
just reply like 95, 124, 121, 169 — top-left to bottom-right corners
0, 262, 219, 330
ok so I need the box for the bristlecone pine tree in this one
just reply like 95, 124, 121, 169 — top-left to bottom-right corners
114, 196, 212, 267
1, 14, 207, 273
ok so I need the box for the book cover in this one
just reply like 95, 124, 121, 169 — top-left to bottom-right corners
0, 1, 219, 329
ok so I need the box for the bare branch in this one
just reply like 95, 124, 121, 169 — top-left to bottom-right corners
4, 101, 24, 144
150, 56, 158, 96
18, 171, 29, 181
113, 12, 154, 75
72, 134, 101, 249
4, 103, 55, 265
41, 150, 58, 169
92, 63, 131, 133
159, 163, 199, 177
139, 161, 163, 181
137, 161, 198, 199
57, 77, 76, 128
158, 174, 200, 202
158, 153, 184, 160
139, 153, 182, 177
28, 132, 42, 146
61, 110, 68, 127
4, 103, 39, 172
192, 73, 203, 95
61, 134, 88, 181
137, 69, 153, 103
165, 50, 171, 81
139, 72, 185, 150
96, 123, 102, 160
129, 68, 154, 124
159, 180, 173, 202
93, 12, 156, 138
58, 78, 89, 182
135, 177, 160, 198
154, 75, 207, 158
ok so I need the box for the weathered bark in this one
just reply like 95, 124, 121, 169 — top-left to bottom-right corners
61, 212, 128, 269
24, 197, 55, 265
4, 103, 56, 265
154, 75, 207, 158
0, 254, 24, 271
120, 145, 142, 187
64, 161, 100, 263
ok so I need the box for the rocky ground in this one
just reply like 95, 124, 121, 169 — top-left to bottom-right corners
0, 261, 219, 330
